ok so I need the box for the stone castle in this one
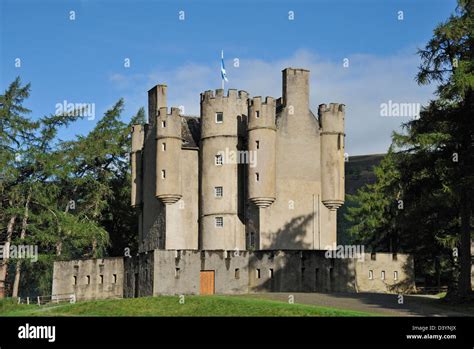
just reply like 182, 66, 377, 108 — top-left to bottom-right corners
52, 68, 414, 299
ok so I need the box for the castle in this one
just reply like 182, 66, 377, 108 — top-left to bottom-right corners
52, 68, 414, 299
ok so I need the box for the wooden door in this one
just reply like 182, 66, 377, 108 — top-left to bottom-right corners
200, 271, 215, 295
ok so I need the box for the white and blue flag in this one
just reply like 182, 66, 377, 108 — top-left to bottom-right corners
220, 50, 228, 84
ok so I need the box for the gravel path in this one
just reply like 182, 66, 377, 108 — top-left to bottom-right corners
243, 292, 473, 317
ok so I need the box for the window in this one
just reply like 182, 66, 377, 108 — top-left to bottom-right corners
256, 140, 260, 149
86, 275, 90, 285
73, 276, 77, 285
215, 154, 223, 166
394, 271, 398, 280
256, 269, 261, 279
368, 270, 373, 280
175, 268, 180, 279
269, 268, 274, 279
215, 216, 223, 228
235, 268, 240, 279
381, 271, 385, 280
215, 112, 223, 123
161, 120, 166, 128
255, 172, 260, 182
250, 232, 255, 248
255, 111, 260, 118
371, 253, 376, 261
113, 274, 117, 284
161, 169, 166, 179
214, 186, 223, 198
162, 142, 166, 151
392, 253, 398, 261
99, 275, 104, 284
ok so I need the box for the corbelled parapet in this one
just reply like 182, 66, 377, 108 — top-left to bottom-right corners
248, 96, 277, 208
155, 106, 182, 205
319, 103, 345, 211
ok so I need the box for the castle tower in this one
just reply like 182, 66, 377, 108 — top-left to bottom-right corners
248, 96, 276, 208
319, 103, 345, 210
155, 106, 182, 205
130, 124, 145, 207
200, 89, 248, 250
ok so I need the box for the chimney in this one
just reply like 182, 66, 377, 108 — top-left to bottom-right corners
282, 68, 309, 112
148, 85, 167, 126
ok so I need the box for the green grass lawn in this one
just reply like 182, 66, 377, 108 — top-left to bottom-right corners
0, 296, 376, 317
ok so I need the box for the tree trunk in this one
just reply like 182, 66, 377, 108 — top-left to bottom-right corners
12, 192, 31, 298
56, 241, 62, 257
458, 200, 472, 299
0, 215, 17, 298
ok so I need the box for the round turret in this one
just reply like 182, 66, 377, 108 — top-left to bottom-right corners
155, 107, 182, 205
248, 96, 276, 208
200, 89, 248, 250
319, 103, 345, 211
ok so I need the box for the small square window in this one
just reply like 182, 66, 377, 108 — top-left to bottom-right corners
161, 121, 166, 128
215, 154, 223, 166
162, 142, 166, 151
381, 271, 385, 280
161, 169, 166, 179
215, 217, 223, 228
214, 186, 223, 198
394, 271, 398, 280
235, 268, 240, 279
215, 112, 223, 123
392, 253, 398, 261
256, 269, 261, 279
368, 270, 373, 280
371, 253, 376, 261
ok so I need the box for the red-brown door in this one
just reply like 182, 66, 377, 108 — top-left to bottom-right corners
200, 271, 215, 295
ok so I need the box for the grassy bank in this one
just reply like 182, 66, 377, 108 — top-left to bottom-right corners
0, 296, 376, 317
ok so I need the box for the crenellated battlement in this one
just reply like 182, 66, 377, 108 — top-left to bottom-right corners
249, 96, 275, 107
318, 103, 345, 115
248, 96, 276, 131
157, 106, 181, 119
200, 89, 249, 102
156, 107, 182, 139
319, 103, 345, 134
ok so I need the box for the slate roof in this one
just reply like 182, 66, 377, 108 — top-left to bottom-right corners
181, 116, 201, 149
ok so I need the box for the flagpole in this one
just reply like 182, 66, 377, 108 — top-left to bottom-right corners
221, 50, 224, 90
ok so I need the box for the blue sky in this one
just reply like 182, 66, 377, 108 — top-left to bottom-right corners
1, 0, 457, 154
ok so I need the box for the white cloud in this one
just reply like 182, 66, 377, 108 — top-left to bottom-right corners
110, 49, 435, 155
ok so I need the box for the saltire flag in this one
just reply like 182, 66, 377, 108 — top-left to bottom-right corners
221, 50, 228, 83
